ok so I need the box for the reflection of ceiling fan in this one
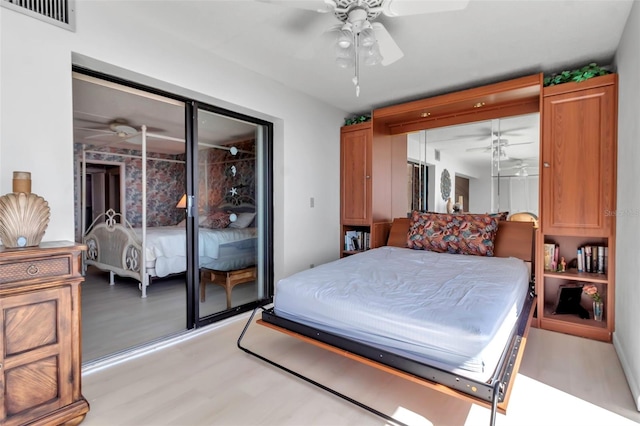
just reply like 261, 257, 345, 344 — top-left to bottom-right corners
78, 119, 140, 142
504, 159, 539, 176
78, 119, 167, 144
466, 137, 533, 154
262, 0, 469, 95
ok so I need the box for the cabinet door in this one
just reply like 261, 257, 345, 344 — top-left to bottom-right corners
341, 126, 371, 225
0, 286, 73, 425
541, 83, 616, 236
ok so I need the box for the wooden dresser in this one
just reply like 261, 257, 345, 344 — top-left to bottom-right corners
0, 242, 89, 426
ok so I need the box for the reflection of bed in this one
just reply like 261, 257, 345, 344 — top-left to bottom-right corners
238, 217, 536, 426
83, 209, 256, 298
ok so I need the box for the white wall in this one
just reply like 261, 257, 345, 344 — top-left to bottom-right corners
613, 0, 640, 412
0, 2, 347, 282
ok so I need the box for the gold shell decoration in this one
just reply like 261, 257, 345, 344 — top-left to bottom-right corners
0, 192, 50, 248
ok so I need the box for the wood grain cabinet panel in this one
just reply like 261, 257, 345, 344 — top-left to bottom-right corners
340, 124, 370, 225
537, 74, 618, 342
0, 242, 89, 426
542, 79, 616, 235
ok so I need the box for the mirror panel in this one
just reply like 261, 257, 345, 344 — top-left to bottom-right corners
407, 113, 540, 217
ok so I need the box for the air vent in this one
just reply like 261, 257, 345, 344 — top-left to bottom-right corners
1, 0, 75, 31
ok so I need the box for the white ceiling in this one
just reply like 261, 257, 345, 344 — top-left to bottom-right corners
114, 0, 633, 114
72, 0, 633, 155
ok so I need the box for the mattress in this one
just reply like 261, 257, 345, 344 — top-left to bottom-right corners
134, 226, 257, 277
274, 246, 529, 382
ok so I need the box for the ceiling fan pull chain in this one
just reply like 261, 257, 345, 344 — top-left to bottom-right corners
354, 31, 361, 97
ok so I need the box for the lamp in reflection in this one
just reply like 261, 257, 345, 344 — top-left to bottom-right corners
176, 194, 187, 209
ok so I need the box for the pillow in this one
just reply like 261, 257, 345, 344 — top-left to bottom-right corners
419, 211, 508, 221
229, 212, 256, 229
406, 211, 499, 256
178, 216, 208, 227
203, 211, 231, 229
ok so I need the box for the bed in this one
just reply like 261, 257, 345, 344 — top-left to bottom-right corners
238, 214, 536, 426
83, 205, 256, 298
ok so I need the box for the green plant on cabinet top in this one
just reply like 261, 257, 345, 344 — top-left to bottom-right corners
543, 63, 611, 87
344, 115, 371, 126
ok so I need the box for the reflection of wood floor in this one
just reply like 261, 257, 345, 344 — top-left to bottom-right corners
81, 315, 640, 425
82, 266, 257, 363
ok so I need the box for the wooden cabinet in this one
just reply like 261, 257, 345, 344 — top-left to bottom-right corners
0, 242, 89, 426
537, 74, 618, 342
341, 122, 371, 226
340, 121, 405, 256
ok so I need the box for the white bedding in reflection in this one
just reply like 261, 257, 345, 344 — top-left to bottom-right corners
274, 246, 529, 382
133, 226, 256, 277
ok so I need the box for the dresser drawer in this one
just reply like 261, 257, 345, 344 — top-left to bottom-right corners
0, 256, 72, 284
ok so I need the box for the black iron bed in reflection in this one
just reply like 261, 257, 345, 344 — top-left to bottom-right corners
238, 217, 537, 426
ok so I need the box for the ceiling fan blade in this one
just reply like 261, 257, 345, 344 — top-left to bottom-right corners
371, 23, 403, 66
76, 127, 112, 134
382, 0, 470, 17
465, 146, 491, 152
84, 132, 117, 140
505, 141, 534, 147
257, 0, 334, 13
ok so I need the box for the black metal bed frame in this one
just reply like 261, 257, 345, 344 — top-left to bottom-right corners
237, 293, 535, 426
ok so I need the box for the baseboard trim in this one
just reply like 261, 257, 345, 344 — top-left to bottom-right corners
81, 310, 253, 376
613, 332, 640, 411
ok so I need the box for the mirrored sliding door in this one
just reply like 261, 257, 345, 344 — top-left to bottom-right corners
192, 106, 271, 323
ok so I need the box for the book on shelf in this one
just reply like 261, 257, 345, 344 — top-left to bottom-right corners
344, 230, 370, 251
577, 248, 583, 272
597, 246, 605, 274
584, 246, 592, 273
576, 244, 608, 275
544, 243, 555, 271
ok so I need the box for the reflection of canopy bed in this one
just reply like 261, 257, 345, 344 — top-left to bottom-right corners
81, 125, 256, 298
239, 216, 536, 426
83, 206, 256, 298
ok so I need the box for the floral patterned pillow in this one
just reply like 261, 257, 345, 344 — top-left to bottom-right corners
406, 211, 499, 256
203, 211, 231, 229
423, 211, 508, 221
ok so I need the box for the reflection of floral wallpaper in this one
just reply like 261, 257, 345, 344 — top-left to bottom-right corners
198, 139, 256, 214
73, 144, 186, 239
74, 141, 257, 240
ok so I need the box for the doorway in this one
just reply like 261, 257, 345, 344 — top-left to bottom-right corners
73, 69, 273, 364
455, 176, 469, 213
83, 161, 124, 230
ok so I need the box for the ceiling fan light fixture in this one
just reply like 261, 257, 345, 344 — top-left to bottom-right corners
337, 28, 353, 48
109, 122, 137, 135
492, 147, 508, 161
363, 43, 383, 66
359, 27, 375, 47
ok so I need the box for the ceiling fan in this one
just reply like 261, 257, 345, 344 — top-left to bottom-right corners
77, 119, 171, 145
261, 0, 470, 95
504, 159, 538, 176
78, 119, 141, 142
465, 134, 533, 153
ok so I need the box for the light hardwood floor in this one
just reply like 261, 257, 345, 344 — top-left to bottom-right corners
81, 312, 640, 426
82, 266, 258, 362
